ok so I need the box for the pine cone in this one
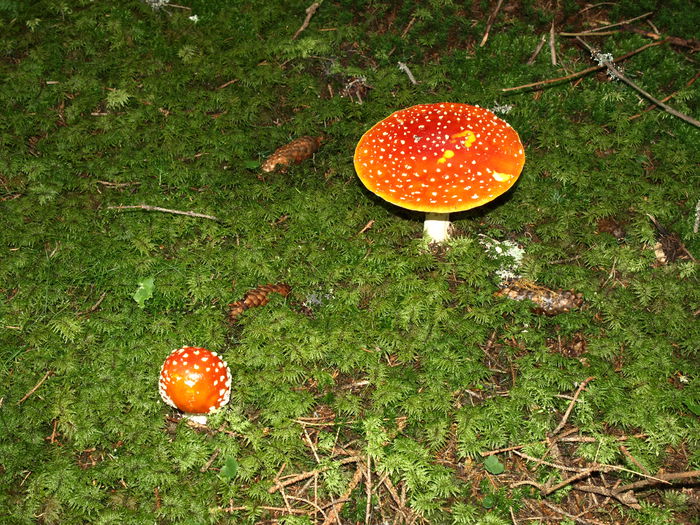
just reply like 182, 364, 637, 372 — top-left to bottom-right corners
261, 136, 323, 173
495, 280, 583, 315
229, 283, 291, 322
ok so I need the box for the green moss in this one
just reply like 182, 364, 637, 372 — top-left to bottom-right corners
1, 0, 698, 523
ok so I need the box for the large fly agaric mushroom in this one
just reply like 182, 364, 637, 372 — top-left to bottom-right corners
159, 346, 231, 424
354, 103, 525, 243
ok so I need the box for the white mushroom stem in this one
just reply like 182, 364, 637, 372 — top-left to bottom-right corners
184, 413, 208, 425
423, 212, 451, 243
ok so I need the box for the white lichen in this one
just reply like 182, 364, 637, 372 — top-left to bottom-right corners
479, 235, 525, 282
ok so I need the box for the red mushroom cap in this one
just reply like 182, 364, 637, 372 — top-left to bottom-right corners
354, 103, 525, 214
159, 347, 231, 415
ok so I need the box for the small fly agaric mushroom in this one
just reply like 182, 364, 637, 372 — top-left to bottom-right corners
354, 103, 525, 243
159, 346, 231, 424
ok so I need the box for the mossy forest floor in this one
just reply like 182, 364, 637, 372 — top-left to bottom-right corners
1, 1, 699, 523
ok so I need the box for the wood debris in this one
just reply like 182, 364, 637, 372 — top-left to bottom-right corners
496, 279, 584, 315
648, 214, 696, 263
261, 136, 323, 173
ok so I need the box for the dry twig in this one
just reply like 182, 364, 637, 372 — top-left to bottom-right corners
527, 35, 547, 65
200, 449, 220, 473
576, 37, 700, 127
559, 11, 653, 37
17, 371, 53, 405
502, 40, 665, 92
78, 291, 107, 316
480, 0, 504, 47
292, 2, 321, 40
551, 377, 595, 437
617, 469, 700, 492
106, 204, 219, 221
322, 464, 363, 525
268, 456, 362, 494
549, 21, 557, 65
629, 70, 700, 120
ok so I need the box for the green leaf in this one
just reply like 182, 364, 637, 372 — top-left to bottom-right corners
133, 277, 155, 309
483, 455, 505, 475
220, 457, 238, 479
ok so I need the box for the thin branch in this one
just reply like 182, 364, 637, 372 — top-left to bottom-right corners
106, 204, 220, 221
574, 484, 641, 509
77, 291, 107, 316
512, 450, 585, 473
481, 443, 532, 457
357, 219, 375, 235
619, 445, 650, 475
284, 495, 328, 520
292, 2, 321, 40
200, 449, 220, 472
559, 11, 654, 36
217, 78, 239, 90
543, 467, 601, 495
322, 464, 363, 525
502, 39, 665, 92
549, 21, 557, 65
576, 37, 700, 127
617, 469, 700, 492
480, 0, 504, 47
629, 70, 700, 120
17, 371, 53, 405
96, 180, 141, 188
401, 16, 416, 38
541, 500, 608, 525
527, 35, 547, 65
268, 456, 362, 493
551, 377, 595, 436
364, 458, 372, 525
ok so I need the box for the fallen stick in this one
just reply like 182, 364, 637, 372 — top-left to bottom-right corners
559, 11, 653, 36
628, 70, 700, 120
17, 371, 53, 405
527, 35, 547, 65
200, 449, 220, 473
106, 204, 220, 221
576, 37, 700, 128
292, 2, 321, 40
78, 291, 107, 316
480, 0, 504, 47
268, 456, 362, 493
541, 500, 608, 525
549, 21, 557, 65
502, 39, 665, 92
617, 469, 700, 493
97, 180, 141, 188
550, 376, 595, 436
322, 464, 363, 525
574, 483, 641, 509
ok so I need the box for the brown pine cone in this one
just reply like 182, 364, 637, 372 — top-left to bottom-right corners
495, 280, 583, 315
261, 136, 323, 173
229, 283, 291, 322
